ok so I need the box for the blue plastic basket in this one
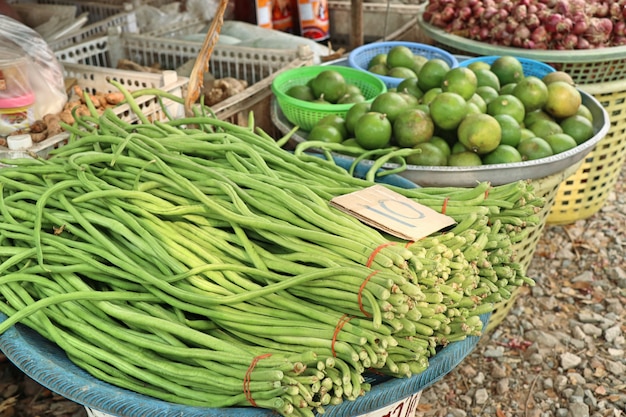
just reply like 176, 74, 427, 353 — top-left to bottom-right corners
0, 312, 489, 417
458, 55, 556, 78
347, 41, 459, 89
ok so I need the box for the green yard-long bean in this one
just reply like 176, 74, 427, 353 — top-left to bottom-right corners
0, 86, 542, 417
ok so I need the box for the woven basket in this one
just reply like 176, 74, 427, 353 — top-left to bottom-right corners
417, 15, 626, 85
485, 159, 583, 332
547, 80, 626, 224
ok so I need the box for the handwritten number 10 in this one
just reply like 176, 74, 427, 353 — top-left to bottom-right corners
366, 199, 426, 228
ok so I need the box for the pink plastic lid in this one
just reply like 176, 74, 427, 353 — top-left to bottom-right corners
0, 92, 35, 109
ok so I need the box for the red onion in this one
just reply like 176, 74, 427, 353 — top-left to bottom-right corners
585, 17, 614, 45
506, 17, 520, 32
530, 25, 549, 44
512, 4, 528, 21
577, 37, 591, 49
483, 6, 499, 20
525, 14, 541, 30
512, 25, 531, 47
458, 6, 472, 20
571, 13, 589, 35
560, 33, 579, 49
614, 21, 626, 37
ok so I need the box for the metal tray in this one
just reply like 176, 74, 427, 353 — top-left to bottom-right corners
271, 90, 610, 187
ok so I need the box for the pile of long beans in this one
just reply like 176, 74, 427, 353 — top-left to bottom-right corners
0, 85, 540, 417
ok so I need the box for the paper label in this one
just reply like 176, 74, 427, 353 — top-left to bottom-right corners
357, 392, 422, 417
330, 185, 456, 241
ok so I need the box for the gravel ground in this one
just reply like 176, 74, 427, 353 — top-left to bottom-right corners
0, 165, 624, 417
417, 163, 626, 417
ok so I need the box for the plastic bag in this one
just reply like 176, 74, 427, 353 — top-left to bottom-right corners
0, 15, 66, 135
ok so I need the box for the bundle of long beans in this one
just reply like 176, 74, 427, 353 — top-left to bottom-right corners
0, 85, 540, 417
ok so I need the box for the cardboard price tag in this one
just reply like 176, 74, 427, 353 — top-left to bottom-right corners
330, 185, 456, 241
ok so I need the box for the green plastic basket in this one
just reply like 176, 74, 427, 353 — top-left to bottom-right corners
271, 65, 387, 131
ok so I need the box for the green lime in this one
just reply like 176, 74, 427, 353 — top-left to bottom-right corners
487, 94, 526, 124
371, 91, 412, 123
482, 144, 523, 164
406, 142, 448, 166
316, 114, 348, 139
517, 136, 554, 160
512, 75, 549, 112
388, 67, 418, 79
417, 58, 451, 92
421, 87, 443, 105
560, 114, 595, 145
457, 113, 502, 154
473, 68, 501, 90
307, 124, 344, 143
429, 136, 452, 157
475, 85, 500, 104
354, 112, 393, 150
397, 77, 424, 100
528, 118, 563, 138
441, 67, 478, 100
393, 108, 435, 148
368, 53, 388, 68
490, 56, 525, 86
310, 70, 347, 103
545, 133, 578, 154
345, 102, 372, 135
448, 150, 483, 166
286, 85, 315, 101
429, 91, 469, 130
494, 114, 522, 147
387, 45, 416, 69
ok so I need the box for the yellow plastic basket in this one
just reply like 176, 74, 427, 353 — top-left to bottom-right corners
547, 80, 626, 224
485, 159, 584, 333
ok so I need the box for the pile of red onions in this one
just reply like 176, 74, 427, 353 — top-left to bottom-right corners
422, 0, 626, 49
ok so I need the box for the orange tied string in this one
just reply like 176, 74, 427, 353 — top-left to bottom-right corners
358, 270, 379, 318
331, 314, 353, 357
484, 187, 491, 199
442, 197, 450, 215
244, 353, 272, 406
366, 242, 397, 268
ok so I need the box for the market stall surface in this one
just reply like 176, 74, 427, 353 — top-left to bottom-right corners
0, 165, 624, 417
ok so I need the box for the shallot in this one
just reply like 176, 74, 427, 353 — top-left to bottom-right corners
424, 0, 626, 49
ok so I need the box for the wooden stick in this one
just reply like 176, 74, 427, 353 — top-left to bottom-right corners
184, 0, 230, 116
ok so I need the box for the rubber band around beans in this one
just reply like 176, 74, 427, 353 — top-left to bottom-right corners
358, 270, 379, 318
244, 353, 273, 406
331, 314, 353, 357
442, 197, 450, 215
366, 241, 397, 268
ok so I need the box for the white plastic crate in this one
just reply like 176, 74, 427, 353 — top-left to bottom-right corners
54, 33, 314, 131
9, 0, 176, 23
62, 62, 188, 123
47, 11, 139, 51
1, 63, 186, 165
0, 132, 69, 166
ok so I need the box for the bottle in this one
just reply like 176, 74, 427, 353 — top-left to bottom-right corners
297, 0, 330, 42
235, 0, 273, 29
271, 0, 296, 33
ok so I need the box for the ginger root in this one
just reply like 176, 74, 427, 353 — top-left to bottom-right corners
202, 77, 248, 106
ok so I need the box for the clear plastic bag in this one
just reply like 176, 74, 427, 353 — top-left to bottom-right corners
0, 15, 66, 132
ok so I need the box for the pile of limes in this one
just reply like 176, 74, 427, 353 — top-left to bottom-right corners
304, 56, 596, 167
367, 45, 437, 80
285, 69, 368, 105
